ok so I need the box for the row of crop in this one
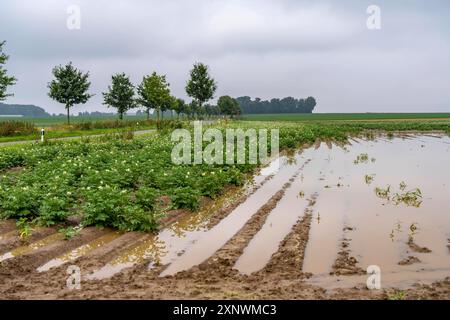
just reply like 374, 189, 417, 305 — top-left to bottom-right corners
0, 133, 252, 231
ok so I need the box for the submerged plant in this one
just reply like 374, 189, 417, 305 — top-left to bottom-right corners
354, 153, 370, 164
364, 174, 375, 185
374, 183, 423, 208
393, 188, 422, 207
387, 290, 407, 300
375, 185, 391, 200
399, 181, 407, 191
16, 218, 33, 240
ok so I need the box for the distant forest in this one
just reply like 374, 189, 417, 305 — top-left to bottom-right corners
236, 96, 317, 114
0, 103, 50, 117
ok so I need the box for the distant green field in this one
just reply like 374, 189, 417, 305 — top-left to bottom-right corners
241, 113, 450, 121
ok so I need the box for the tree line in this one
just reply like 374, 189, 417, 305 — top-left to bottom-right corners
1, 41, 243, 124
1, 40, 316, 124
236, 96, 316, 114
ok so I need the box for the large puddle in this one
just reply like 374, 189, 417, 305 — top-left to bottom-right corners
303, 134, 450, 288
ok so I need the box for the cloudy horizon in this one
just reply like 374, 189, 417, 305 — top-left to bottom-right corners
1, 0, 449, 114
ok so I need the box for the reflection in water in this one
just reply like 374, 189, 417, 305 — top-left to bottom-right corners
0, 233, 63, 263
37, 232, 122, 272
160, 151, 316, 277
233, 145, 329, 274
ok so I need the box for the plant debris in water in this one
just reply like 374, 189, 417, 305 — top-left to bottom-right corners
354, 153, 369, 164
364, 174, 375, 185
374, 182, 423, 207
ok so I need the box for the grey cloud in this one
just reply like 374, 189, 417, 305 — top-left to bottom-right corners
0, 0, 449, 113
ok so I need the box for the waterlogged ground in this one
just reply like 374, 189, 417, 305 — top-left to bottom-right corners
0, 134, 449, 299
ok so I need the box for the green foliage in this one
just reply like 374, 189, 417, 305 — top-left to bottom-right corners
103, 73, 136, 120
185, 62, 217, 109
237, 96, 316, 114
170, 187, 201, 211
72, 119, 154, 131
16, 217, 33, 239
393, 188, 422, 207
172, 98, 186, 119
374, 183, 423, 207
137, 72, 171, 122
48, 62, 93, 124
0, 41, 16, 102
59, 226, 81, 240
218, 96, 241, 118
387, 290, 407, 300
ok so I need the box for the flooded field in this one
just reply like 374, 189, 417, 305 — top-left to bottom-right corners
0, 134, 449, 298
303, 134, 450, 288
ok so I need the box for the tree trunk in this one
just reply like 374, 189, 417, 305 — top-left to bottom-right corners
67, 106, 70, 125
119, 112, 123, 120
156, 107, 160, 123
147, 108, 150, 120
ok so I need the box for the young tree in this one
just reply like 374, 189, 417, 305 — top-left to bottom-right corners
48, 62, 93, 125
0, 41, 16, 102
171, 97, 186, 120
185, 62, 217, 117
102, 73, 136, 120
218, 95, 241, 118
137, 72, 171, 122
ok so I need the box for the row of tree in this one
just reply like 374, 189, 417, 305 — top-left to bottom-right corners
1, 41, 241, 124
1, 40, 317, 124
236, 96, 317, 114
48, 62, 224, 124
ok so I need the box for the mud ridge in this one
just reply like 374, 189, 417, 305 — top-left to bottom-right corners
260, 194, 318, 277
330, 226, 365, 276
407, 238, 432, 253
179, 180, 294, 279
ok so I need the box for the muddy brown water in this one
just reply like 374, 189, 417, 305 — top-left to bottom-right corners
233, 145, 331, 274
303, 135, 450, 288
160, 150, 317, 276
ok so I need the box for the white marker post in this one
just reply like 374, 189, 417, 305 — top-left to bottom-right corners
41, 128, 45, 143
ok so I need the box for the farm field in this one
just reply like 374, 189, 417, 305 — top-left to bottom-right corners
0, 120, 450, 299
242, 113, 450, 122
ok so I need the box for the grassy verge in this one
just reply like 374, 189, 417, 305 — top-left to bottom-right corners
0, 126, 155, 144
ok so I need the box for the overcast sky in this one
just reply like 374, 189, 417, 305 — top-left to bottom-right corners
1, 0, 449, 114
